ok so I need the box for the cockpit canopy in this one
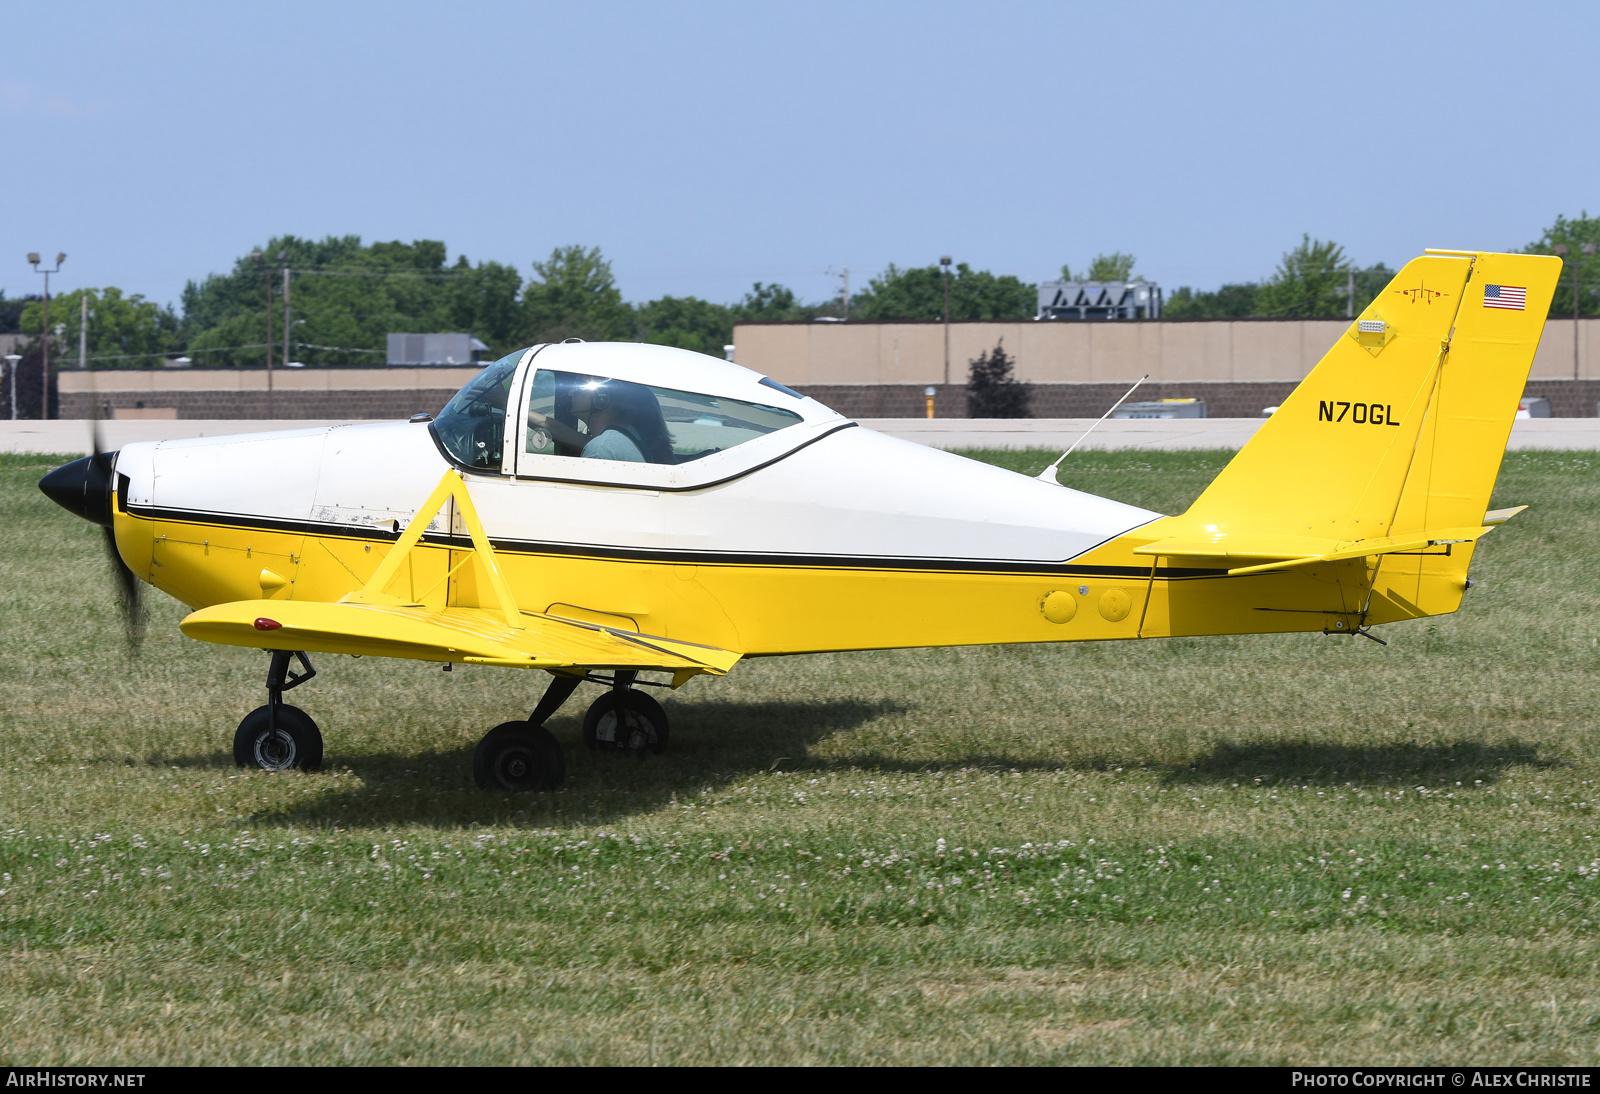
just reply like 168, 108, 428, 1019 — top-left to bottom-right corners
430, 342, 842, 488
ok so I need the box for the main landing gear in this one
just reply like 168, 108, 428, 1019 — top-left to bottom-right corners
581, 671, 669, 757
471, 670, 672, 793
233, 650, 323, 772
229, 652, 672, 792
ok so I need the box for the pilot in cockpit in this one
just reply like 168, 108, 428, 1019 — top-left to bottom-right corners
528, 376, 675, 464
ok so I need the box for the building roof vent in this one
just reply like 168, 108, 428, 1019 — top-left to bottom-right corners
386, 333, 491, 365
1037, 280, 1161, 321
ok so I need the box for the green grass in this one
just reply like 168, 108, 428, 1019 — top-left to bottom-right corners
3, 447, 1600, 1064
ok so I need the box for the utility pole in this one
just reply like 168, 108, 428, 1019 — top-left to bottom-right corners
1581, 244, 1596, 413
266, 269, 274, 415
28, 252, 65, 419
840, 268, 849, 320
1554, 242, 1597, 414
940, 255, 953, 391
253, 250, 274, 417
1346, 267, 1355, 319
280, 251, 290, 370
79, 294, 88, 370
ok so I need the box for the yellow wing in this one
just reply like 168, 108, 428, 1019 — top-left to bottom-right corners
180, 599, 741, 678
176, 466, 739, 679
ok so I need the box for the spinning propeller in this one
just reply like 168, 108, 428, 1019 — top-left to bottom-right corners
37, 404, 146, 653
91, 412, 145, 653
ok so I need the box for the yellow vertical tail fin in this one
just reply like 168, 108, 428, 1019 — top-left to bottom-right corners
1140, 250, 1561, 618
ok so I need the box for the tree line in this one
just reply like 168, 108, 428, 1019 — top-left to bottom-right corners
2, 213, 1596, 370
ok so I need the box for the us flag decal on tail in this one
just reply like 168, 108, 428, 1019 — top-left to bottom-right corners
1484, 284, 1527, 310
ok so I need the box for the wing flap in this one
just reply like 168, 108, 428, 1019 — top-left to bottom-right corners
180, 599, 742, 676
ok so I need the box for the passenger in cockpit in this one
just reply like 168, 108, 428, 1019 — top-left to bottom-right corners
528, 377, 676, 464
576, 380, 674, 463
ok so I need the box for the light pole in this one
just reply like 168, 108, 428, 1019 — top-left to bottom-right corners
4, 354, 20, 420
1553, 242, 1598, 412
940, 255, 952, 392
28, 252, 65, 419
280, 250, 290, 378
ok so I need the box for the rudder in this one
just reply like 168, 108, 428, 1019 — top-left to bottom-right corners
1378, 251, 1561, 616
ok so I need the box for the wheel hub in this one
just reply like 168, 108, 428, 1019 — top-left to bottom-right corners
253, 729, 297, 771
598, 710, 654, 751
494, 746, 537, 789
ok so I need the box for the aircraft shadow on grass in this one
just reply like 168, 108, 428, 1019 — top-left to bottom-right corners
146, 702, 1555, 829
1149, 738, 1553, 787
243, 697, 911, 829
813, 738, 1552, 788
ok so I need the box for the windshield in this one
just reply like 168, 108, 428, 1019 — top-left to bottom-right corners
430, 349, 525, 470
523, 369, 803, 466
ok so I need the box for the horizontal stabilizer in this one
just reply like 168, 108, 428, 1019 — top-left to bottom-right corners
180, 600, 742, 677
1135, 525, 1496, 576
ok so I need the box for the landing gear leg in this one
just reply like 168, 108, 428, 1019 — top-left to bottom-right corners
234, 650, 323, 771
582, 671, 670, 757
529, 672, 583, 727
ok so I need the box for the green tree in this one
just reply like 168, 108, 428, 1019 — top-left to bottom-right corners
1525, 212, 1600, 318
21, 287, 181, 367
444, 255, 525, 351
966, 339, 1029, 418
1163, 283, 1261, 319
1062, 252, 1137, 282
1256, 235, 1349, 318
521, 245, 633, 344
1165, 256, 1391, 320
636, 295, 736, 356
852, 263, 1034, 321
180, 235, 526, 368
0, 291, 38, 335
1350, 263, 1396, 315
734, 282, 813, 322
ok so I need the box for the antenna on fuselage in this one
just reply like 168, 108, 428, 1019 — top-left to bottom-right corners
1035, 374, 1148, 485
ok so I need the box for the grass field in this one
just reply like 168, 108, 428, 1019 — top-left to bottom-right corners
2, 446, 1599, 1065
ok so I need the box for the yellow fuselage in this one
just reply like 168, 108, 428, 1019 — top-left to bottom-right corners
115, 499, 1466, 657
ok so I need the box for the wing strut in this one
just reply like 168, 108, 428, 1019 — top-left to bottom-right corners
341, 468, 524, 630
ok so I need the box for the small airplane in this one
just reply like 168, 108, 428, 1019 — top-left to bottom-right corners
40, 249, 1559, 791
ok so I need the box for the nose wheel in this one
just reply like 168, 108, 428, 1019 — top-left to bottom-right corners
234, 703, 322, 771
234, 650, 323, 772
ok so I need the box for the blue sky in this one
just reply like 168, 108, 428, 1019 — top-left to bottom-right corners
4, 0, 1595, 311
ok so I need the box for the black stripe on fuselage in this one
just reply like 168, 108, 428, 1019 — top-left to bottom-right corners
124, 504, 1229, 579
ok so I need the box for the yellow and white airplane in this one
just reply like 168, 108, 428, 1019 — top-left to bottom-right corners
40, 250, 1558, 791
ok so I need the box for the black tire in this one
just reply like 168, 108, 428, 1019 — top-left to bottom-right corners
582, 689, 669, 756
473, 721, 565, 792
233, 704, 323, 772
